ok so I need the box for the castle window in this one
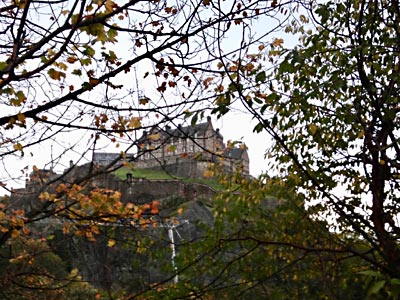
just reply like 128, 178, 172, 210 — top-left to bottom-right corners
183, 139, 187, 152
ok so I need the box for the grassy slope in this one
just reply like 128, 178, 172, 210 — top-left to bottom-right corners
114, 167, 223, 190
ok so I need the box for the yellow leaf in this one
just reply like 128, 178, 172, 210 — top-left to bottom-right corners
272, 38, 284, 47
11, 229, 20, 239
148, 133, 160, 141
107, 239, 116, 247
203, 170, 214, 178
309, 124, 317, 135
17, 113, 25, 123
177, 207, 184, 215
58, 62, 68, 71
105, 0, 117, 12
13, 143, 23, 151
9, 254, 26, 263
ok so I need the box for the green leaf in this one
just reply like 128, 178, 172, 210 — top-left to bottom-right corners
391, 278, 400, 285
255, 71, 266, 83
0, 61, 7, 71
369, 280, 385, 295
83, 45, 96, 57
358, 270, 381, 277
191, 113, 198, 126
279, 59, 296, 73
80, 58, 92, 66
107, 28, 118, 42
253, 122, 264, 133
48, 68, 66, 80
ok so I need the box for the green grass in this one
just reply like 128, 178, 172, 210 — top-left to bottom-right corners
114, 167, 223, 190
114, 167, 177, 180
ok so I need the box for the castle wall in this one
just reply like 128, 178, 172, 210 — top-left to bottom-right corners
134, 156, 211, 178
92, 174, 216, 205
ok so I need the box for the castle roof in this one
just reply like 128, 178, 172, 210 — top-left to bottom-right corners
140, 116, 223, 142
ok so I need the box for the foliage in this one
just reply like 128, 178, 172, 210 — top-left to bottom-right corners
140, 173, 368, 300
207, 0, 400, 292
0, 236, 99, 300
2, 0, 395, 298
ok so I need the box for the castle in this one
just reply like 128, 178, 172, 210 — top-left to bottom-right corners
10, 117, 249, 211
93, 116, 249, 178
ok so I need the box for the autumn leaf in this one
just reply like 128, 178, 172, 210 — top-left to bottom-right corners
148, 133, 160, 141
11, 229, 20, 239
107, 239, 116, 247
150, 200, 160, 215
10, 91, 27, 106
203, 170, 214, 178
105, 0, 118, 12
89, 77, 100, 86
309, 123, 317, 135
13, 143, 23, 151
48, 68, 66, 80
67, 56, 78, 64
139, 97, 150, 105
128, 117, 142, 129
17, 113, 25, 124
135, 39, 143, 47
272, 38, 284, 47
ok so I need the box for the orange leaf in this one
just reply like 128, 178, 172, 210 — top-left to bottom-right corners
150, 200, 160, 215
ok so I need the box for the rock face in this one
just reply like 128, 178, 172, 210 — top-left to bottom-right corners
48, 178, 216, 293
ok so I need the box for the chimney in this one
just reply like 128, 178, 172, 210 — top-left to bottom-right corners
69, 160, 73, 169
207, 116, 211, 123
